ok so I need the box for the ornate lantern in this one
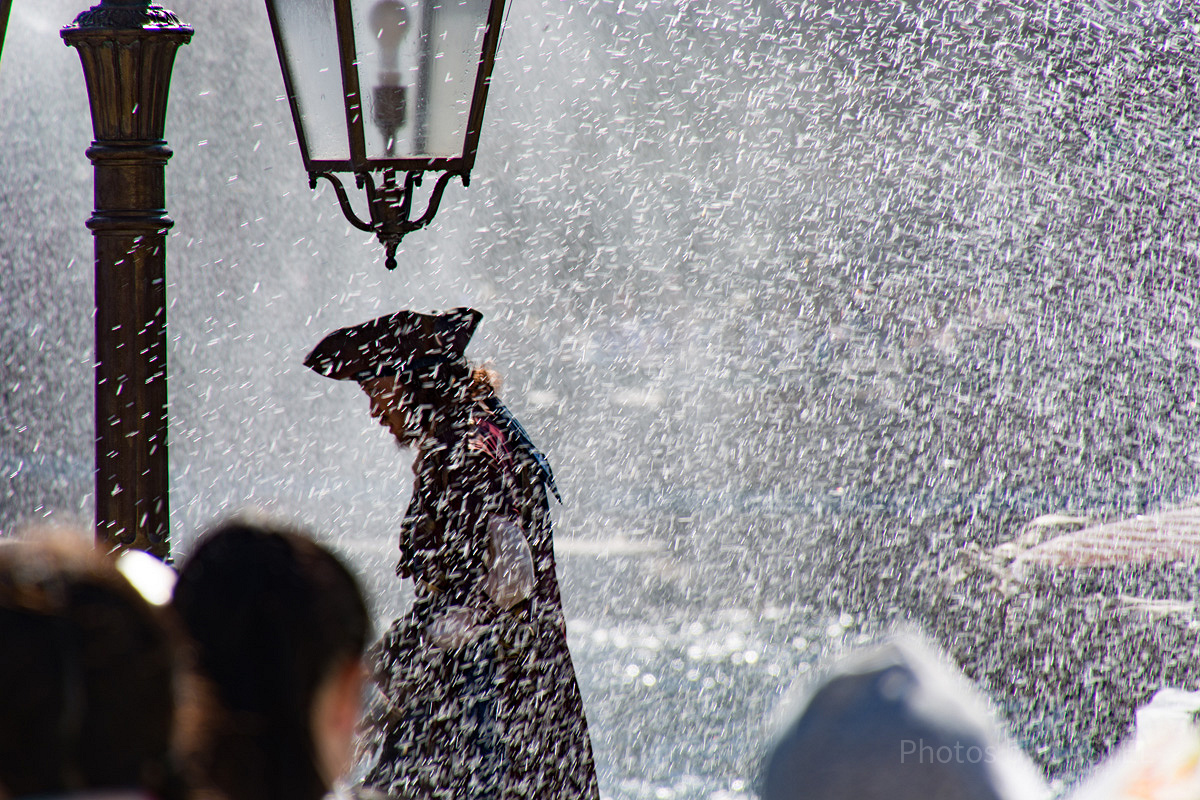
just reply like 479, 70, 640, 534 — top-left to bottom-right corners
264, 0, 508, 269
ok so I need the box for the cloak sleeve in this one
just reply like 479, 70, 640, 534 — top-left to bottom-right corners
411, 423, 523, 611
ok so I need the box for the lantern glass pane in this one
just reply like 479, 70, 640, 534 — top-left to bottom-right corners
273, 0, 351, 162
350, 0, 490, 160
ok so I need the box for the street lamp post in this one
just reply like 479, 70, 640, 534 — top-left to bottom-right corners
0, 0, 12, 66
61, 1, 192, 560
264, 0, 508, 270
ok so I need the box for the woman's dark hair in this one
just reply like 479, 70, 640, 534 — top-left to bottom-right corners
0, 536, 177, 800
172, 517, 370, 800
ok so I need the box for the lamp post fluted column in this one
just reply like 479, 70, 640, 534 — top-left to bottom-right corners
61, 1, 192, 560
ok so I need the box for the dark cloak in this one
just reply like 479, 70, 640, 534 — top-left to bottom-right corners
361, 400, 599, 800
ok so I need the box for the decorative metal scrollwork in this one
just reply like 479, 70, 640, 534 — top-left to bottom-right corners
310, 168, 467, 270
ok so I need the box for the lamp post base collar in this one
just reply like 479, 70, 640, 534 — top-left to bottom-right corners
64, 2, 191, 34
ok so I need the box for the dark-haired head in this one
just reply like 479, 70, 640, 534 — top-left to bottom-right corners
172, 516, 370, 800
361, 362, 501, 448
0, 534, 178, 800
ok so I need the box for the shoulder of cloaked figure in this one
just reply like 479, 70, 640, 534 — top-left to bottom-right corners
466, 413, 511, 465
462, 406, 560, 502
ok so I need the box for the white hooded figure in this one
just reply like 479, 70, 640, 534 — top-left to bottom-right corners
759, 637, 1049, 800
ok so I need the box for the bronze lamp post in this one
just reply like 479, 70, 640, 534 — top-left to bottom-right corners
264, 0, 508, 270
0, 0, 12, 65
62, 1, 192, 560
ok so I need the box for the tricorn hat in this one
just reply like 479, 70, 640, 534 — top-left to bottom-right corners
304, 307, 482, 382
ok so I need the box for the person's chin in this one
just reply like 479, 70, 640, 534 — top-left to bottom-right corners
390, 430, 421, 449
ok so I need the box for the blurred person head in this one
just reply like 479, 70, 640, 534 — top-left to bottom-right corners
759, 636, 1048, 800
0, 533, 179, 800
172, 515, 370, 800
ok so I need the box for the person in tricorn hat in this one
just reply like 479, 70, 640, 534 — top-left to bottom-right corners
305, 308, 600, 800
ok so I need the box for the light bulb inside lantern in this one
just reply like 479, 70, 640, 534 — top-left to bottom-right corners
368, 0, 411, 154
370, 0, 410, 80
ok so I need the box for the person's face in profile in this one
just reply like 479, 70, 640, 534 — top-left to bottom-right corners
360, 376, 426, 446
311, 657, 367, 790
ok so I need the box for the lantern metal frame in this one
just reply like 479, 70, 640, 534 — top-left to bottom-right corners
264, 0, 507, 269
